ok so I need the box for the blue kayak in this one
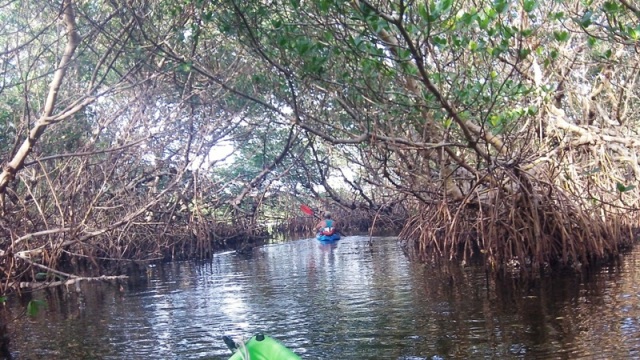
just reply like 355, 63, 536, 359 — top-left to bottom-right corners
316, 233, 340, 242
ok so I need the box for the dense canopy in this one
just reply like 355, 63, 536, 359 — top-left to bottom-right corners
0, 0, 639, 289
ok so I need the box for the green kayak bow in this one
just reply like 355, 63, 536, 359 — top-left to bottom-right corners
224, 334, 301, 360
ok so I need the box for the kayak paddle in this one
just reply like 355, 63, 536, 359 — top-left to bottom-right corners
300, 204, 315, 217
223, 336, 237, 352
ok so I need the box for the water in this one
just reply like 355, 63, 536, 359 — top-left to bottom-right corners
6, 236, 640, 359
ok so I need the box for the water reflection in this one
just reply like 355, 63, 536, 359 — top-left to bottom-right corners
6, 236, 640, 359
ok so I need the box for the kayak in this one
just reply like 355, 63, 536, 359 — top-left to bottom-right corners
226, 334, 301, 360
316, 233, 340, 242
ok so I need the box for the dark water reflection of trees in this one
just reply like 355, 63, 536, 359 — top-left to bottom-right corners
4, 237, 640, 359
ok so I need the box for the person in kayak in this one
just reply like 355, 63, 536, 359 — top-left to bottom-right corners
316, 211, 338, 236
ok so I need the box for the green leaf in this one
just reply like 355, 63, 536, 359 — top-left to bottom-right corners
477, 14, 490, 30
178, 62, 192, 73
520, 28, 534, 37
27, 299, 46, 317
417, 2, 428, 20
518, 48, 531, 59
432, 36, 447, 46
35, 272, 48, 281
323, 31, 334, 42
438, 0, 453, 13
369, 16, 385, 32
352, 35, 365, 49
219, 22, 231, 33
579, 10, 593, 27
304, 56, 327, 75
486, 7, 497, 19
523, 0, 537, 13
553, 31, 569, 42
295, 39, 312, 56
602, 1, 620, 14
459, 12, 476, 25
429, 7, 441, 21
397, 48, 412, 59
616, 183, 636, 193
452, 35, 462, 47
318, 0, 332, 12
0, 296, 6, 304
552, 11, 565, 20
277, 35, 288, 47
252, 74, 264, 84
493, 0, 508, 14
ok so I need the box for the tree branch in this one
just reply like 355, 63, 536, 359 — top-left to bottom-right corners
0, 0, 82, 197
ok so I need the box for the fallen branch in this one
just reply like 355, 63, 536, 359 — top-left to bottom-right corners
13, 275, 128, 290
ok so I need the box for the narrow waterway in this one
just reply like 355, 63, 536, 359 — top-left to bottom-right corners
6, 236, 640, 359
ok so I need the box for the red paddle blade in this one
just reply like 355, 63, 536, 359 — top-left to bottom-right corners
300, 205, 314, 215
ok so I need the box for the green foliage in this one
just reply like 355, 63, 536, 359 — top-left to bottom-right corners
0, 0, 637, 276
27, 299, 46, 317
602, 1, 621, 14
579, 9, 593, 27
523, 0, 538, 13
492, 0, 509, 14
553, 30, 570, 42
628, 25, 640, 40
178, 62, 193, 73
616, 183, 636, 193
418, 0, 454, 21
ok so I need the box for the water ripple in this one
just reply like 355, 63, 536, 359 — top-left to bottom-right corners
8, 236, 640, 359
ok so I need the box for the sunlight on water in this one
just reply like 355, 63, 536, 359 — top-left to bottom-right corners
6, 236, 640, 359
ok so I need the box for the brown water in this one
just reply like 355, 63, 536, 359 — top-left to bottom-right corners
5, 236, 640, 359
